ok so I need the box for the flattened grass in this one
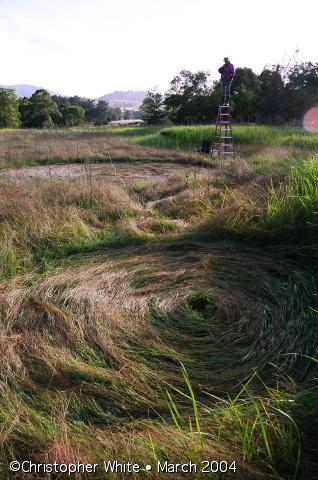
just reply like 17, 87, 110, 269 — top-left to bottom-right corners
0, 128, 318, 478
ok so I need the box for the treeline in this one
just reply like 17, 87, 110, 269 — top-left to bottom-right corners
1, 60, 317, 128
0, 89, 137, 128
141, 62, 318, 125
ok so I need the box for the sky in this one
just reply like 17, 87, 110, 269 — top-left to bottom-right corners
0, 0, 317, 98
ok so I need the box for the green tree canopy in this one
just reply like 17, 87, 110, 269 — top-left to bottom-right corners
24, 89, 61, 128
109, 107, 122, 121
285, 62, 318, 119
231, 68, 259, 122
61, 105, 85, 126
123, 109, 132, 120
164, 70, 216, 124
52, 95, 96, 123
0, 88, 20, 128
90, 100, 110, 125
258, 67, 286, 123
140, 90, 166, 124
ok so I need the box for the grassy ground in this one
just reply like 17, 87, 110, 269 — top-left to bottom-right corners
0, 125, 317, 479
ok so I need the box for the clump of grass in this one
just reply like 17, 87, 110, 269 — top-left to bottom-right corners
221, 159, 255, 185
132, 176, 186, 203
110, 126, 160, 137
166, 366, 306, 480
266, 157, 318, 229
0, 240, 31, 278
0, 178, 147, 275
131, 169, 212, 207
195, 155, 318, 248
147, 218, 180, 234
282, 135, 318, 150
154, 189, 212, 219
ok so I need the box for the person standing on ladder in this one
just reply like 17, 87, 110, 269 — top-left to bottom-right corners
218, 57, 235, 105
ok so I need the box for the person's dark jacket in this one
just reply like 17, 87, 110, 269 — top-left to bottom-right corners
218, 63, 235, 82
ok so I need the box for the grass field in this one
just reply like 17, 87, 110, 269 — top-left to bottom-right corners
122, 125, 318, 150
0, 124, 317, 479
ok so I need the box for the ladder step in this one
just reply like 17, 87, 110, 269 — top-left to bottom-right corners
212, 151, 234, 155
213, 144, 234, 148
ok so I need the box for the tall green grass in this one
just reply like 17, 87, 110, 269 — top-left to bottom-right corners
266, 157, 318, 229
166, 366, 307, 480
130, 125, 318, 150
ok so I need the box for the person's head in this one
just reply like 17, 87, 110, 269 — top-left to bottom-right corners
224, 57, 229, 63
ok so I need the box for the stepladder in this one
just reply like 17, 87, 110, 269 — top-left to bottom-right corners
210, 105, 234, 158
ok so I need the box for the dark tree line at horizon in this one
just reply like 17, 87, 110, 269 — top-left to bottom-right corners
141, 61, 318, 125
1, 60, 318, 128
0, 89, 135, 128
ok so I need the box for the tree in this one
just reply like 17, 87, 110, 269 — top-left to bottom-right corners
53, 95, 96, 122
18, 97, 31, 127
123, 109, 132, 120
140, 90, 165, 124
132, 109, 143, 120
231, 68, 259, 122
109, 107, 122, 121
164, 70, 215, 124
24, 89, 61, 128
90, 100, 110, 125
258, 67, 286, 123
285, 62, 318, 120
0, 88, 20, 128
61, 105, 85, 126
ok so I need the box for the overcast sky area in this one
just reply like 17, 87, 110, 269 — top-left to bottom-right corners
0, 0, 317, 97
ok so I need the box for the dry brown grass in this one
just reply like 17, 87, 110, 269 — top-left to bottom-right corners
0, 160, 234, 278
0, 128, 204, 170
0, 176, 146, 277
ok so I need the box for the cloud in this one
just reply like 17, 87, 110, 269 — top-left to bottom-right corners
26, 35, 56, 49
0, 0, 316, 97
0, 8, 60, 50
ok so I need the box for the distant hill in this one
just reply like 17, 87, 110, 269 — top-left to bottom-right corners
0, 84, 57, 98
0, 85, 147, 109
98, 90, 147, 109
